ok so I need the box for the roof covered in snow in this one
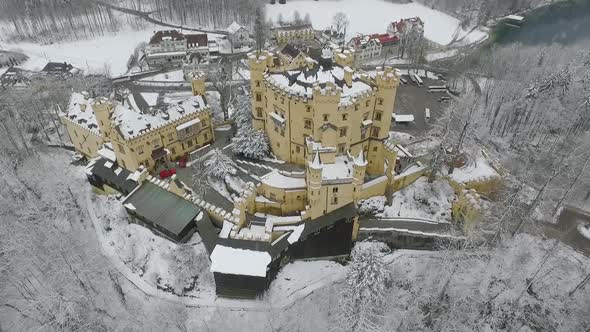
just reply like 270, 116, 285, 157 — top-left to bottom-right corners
261, 171, 306, 189
210, 245, 271, 277
63, 92, 101, 135
227, 22, 246, 34
64, 91, 209, 140
265, 64, 373, 106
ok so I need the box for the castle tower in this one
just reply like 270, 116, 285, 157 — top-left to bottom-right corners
93, 98, 114, 140
248, 51, 274, 131
352, 150, 368, 202
333, 48, 355, 67
190, 71, 206, 96
307, 151, 325, 220
367, 66, 400, 175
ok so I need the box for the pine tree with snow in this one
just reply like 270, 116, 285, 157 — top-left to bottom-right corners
232, 127, 269, 160
231, 94, 253, 130
336, 243, 391, 332
204, 149, 237, 179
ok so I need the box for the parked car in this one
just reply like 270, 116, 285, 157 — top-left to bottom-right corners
159, 168, 177, 179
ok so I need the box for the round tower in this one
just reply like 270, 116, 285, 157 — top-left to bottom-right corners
307, 151, 324, 219
352, 149, 368, 202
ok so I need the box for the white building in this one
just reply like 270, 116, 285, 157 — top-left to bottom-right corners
347, 35, 382, 63
227, 22, 250, 48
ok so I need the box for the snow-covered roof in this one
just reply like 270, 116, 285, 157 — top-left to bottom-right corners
266, 65, 373, 106
274, 224, 305, 244
227, 22, 245, 34
97, 143, 116, 162
260, 171, 306, 189
64, 92, 209, 140
112, 94, 208, 139
210, 245, 271, 277
321, 156, 353, 183
505, 14, 525, 21
63, 92, 101, 136
176, 118, 201, 131
393, 113, 415, 123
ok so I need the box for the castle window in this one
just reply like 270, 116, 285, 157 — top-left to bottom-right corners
304, 119, 312, 129
137, 145, 144, 154
306, 106, 311, 112
332, 187, 339, 193
378, 98, 383, 105
152, 139, 160, 148
371, 127, 380, 138
274, 93, 278, 100
355, 104, 359, 111
168, 132, 174, 142
363, 112, 369, 121
296, 146, 301, 153
323, 114, 329, 122
338, 143, 346, 154
256, 107, 263, 117
342, 113, 348, 121
281, 97, 285, 104
256, 80, 261, 87
375, 111, 382, 121
256, 94, 262, 102
373, 146, 378, 152
118, 143, 125, 154
366, 100, 370, 107
331, 196, 338, 205
339, 127, 347, 137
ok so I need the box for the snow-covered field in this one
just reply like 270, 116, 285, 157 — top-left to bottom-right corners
140, 92, 159, 106
266, 0, 486, 45
3, 29, 156, 75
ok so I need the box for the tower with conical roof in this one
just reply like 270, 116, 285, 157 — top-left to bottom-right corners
307, 150, 326, 219
352, 149, 367, 202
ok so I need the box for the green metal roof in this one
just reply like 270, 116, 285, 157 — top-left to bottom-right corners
125, 182, 201, 236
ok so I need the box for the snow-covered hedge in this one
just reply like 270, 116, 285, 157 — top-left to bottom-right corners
358, 196, 387, 216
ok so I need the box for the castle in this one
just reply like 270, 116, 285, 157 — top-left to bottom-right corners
247, 48, 406, 220
60, 73, 214, 172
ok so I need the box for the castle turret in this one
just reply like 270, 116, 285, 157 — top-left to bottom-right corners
333, 48, 355, 67
367, 66, 400, 175
307, 151, 325, 219
352, 149, 367, 202
189, 71, 206, 96
93, 98, 114, 139
248, 51, 274, 130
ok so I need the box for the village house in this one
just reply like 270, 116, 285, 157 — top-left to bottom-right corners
271, 23, 314, 45
227, 21, 250, 49
387, 17, 425, 39
60, 73, 214, 172
146, 30, 210, 68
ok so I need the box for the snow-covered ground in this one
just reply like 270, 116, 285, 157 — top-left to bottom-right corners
93, 195, 216, 298
140, 69, 186, 82
3, 29, 156, 75
266, 0, 487, 45
360, 177, 454, 222
449, 153, 500, 184
425, 49, 459, 62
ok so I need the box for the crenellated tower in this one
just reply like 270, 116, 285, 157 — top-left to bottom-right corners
248, 51, 274, 130
367, 66, 400, 175
306, 151, 325, 220
352, 149, 368, 202
93, 98, 114, 140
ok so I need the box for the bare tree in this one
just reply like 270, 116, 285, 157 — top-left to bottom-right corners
332, 12, 349, 38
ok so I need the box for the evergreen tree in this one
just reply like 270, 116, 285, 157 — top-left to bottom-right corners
232, 128, 269, 160
253, 5, 268, 52
336, 243, 390, 332
204, 149, 237, 179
